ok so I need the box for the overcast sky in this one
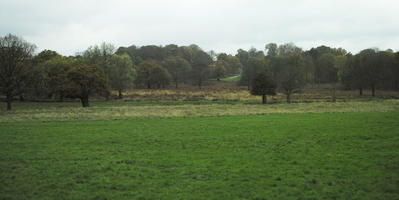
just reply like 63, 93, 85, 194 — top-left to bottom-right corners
1, 0, 398, 55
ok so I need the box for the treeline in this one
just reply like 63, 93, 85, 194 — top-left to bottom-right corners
1, 33, 399, 110
116, 44, 242, 88
240, 43, 399, 103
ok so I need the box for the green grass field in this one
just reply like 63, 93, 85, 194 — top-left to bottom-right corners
1, 100, 399, 199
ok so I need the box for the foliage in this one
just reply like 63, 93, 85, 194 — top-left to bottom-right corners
250, 72, 276, 104
135, 60, 171, 89
277, 42, 302, 56
240, 57, 268, 89
217, 54, 243, 75
40, 55, 76, 100
108, 54, 135, 98
0, 33, 36, 110
163, 56, 191, 88
191, 50, 212, 88
272, 54, 306, 103
316, 53, 338, 83
67, 64, 109, 107
265, 43, 278, 56
212, 60, 227, 81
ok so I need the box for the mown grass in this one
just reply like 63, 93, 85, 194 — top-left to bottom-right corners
1, 112, 399, 199
221, 75, 241, 82
1, 100, 399, 122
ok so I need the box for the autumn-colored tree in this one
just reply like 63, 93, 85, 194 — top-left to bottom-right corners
41, 55, 75, 101
67, 64, 109, 107
212, 60, 227, 81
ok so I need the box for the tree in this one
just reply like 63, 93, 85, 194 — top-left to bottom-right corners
357, 49, 380, 97
67, 64, 109, 107
235, 49, 249, 67
83, 42, 115, 71
305, 45, 347, 85
376, 50, 396, 90
273, 54, 306, 103
163, 56, 191, 88
138, 45, 166, 61
150, 64, 171, 89
135, 60, 171, 89
191, 50, 212, 88
108, 54, 135, 98
40, 55, 75, 101
212, 60, 227, 81
217, 54, 243, 75
240, 57, 267, 89
278, 43, 302, 56
394, 52, 399, 90
0, 34, 36, 110
265, 43, 278, 57
225, 56, 243, 75
250, 72, 276, 104
315, 53, 338, 84
164, 44, 180, 57
248, 47, 265, 58
33, 50, 59, 64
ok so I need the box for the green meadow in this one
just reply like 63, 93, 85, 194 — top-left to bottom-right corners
1, 100, 399, 199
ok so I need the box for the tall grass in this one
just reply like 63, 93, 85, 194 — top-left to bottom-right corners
1, 100, 398, 122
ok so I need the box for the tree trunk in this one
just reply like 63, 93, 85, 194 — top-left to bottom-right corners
262, 94, 267, 104
19, 94, 24, 102
286, 93, 291, 104
371, 85, 375, 97
175, 80, 178, 89
332, 87, 336, 103
198, 79, 202, 89
80, 95, 89, 107
118, 89, 123, 99
6, 93, 12, 110
359, 87, 363, 96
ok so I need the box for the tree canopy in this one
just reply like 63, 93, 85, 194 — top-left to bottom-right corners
67, 64, 109, 107
0, 34, 36, 110
250, 72, 276, 104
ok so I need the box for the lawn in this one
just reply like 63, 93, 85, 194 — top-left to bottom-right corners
1, 110, 399, 199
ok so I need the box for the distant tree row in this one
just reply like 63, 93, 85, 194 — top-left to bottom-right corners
1, 33, 399, 109
240, 43, 399, 103
116, 44, 241, 88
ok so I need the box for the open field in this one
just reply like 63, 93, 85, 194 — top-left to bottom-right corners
1, 112, 399, 199
1, 92, 399, 199
1, 100, 399, 122
119, 85, 399, 102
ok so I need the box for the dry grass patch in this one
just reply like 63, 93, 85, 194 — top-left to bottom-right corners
1, 100, 398, 122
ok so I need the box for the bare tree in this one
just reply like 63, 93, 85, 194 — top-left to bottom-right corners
0, 34, 36, 110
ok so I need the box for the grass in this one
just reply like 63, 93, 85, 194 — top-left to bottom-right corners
221, 75, 241, 82
1, 112, 399, 199
1, 100, 399, 122
112, 83, 399, 102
